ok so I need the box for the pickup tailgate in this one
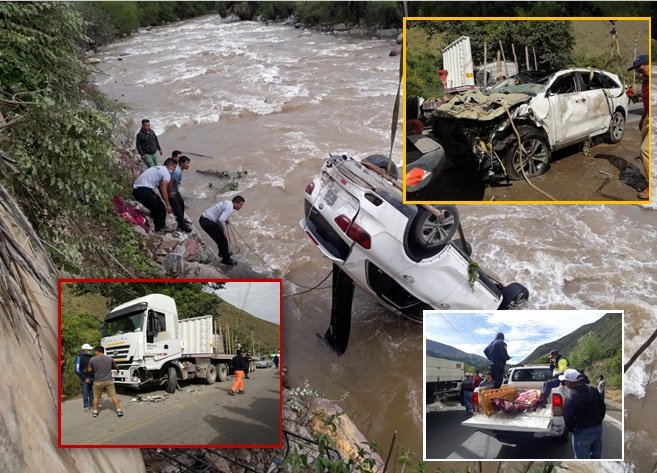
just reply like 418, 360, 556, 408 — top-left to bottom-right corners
462, 406, 553, 433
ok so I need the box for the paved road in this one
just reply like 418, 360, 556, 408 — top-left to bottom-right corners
426, 400, 622, 460
61, 368, 281, 446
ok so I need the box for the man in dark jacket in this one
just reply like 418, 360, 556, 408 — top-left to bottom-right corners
484, 332, 511, 388
136, 119, 162, 168
75, 343, 94, 412
459, 373, 475, 415
560, 368, 606, 459
230, 350, 248, 395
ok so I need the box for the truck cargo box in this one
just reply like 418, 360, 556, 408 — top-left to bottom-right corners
180, 315, 220, 355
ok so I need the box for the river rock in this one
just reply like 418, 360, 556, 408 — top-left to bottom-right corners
86, 57, 101, 64
389, 47, 401, 57
294, 22, 304, 29
182, 238, 201, 259
376, 28, 399, 38
181, 262, 227, 278
334, 23, 347, 31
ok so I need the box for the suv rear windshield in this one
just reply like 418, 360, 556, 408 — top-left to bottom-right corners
511, 367, 553, 383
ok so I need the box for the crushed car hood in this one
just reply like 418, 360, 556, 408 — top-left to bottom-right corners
433, 89, 533, 121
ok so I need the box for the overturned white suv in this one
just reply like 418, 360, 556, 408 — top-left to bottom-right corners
300, 154, 529, 353
431, 68, 629, 180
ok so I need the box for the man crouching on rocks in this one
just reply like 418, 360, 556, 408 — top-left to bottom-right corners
199, 195, 245, 265
132, 158, 178, 233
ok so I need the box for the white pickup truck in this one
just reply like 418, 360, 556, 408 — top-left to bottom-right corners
461, 365, 570, 445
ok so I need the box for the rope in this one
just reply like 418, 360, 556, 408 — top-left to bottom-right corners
500, 102, 558, 201
284, 269, 333, 298
181, 150, 217, 159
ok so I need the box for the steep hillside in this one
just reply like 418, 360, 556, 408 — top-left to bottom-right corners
426, 339, 489, 367
215, 298, 280, 354
522, 312, 622, 364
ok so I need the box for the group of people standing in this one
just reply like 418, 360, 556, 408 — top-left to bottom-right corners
132, 119, 245, 265
74, 344, 123, 418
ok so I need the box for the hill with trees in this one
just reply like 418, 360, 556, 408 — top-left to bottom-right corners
521, 312, 622, 388
426, 338, 489, 369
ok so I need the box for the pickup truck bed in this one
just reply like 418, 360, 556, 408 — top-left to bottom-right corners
462, 406, 553, 433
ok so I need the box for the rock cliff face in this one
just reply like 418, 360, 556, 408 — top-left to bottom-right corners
0, 184, 144, 473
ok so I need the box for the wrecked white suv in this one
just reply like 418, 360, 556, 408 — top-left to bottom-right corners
300, 154, 529, 354
431, 68, 629, 180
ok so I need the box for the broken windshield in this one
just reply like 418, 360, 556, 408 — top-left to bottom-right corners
487, 71, 553, 96
102, 310, 146, 337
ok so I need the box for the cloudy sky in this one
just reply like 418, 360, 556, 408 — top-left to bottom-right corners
210, 282, 281, 325
424, 310, 612, 363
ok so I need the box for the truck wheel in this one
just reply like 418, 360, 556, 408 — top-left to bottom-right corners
504, 128, 551, 180
409, 205, 459, 256
217, 363, 228, 382
204, 364, 217, 385
166, 366, 177, 393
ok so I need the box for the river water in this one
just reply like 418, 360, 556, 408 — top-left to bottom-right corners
95, 15, 656, 470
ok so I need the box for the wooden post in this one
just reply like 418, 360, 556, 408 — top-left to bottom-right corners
498, 41, 508, 78
496, 50, 501, 80
483, 42, 488, 86
532, 46, 538, 70
511, 43, 518, 74
525, 46, 530, 71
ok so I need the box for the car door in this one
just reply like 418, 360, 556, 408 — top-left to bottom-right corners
577, 71, 614, 133
546, 71, 598, 145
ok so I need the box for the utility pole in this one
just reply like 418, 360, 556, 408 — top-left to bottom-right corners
633, 35, 637, 87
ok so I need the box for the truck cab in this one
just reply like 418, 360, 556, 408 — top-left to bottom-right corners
102, 294, 182, 387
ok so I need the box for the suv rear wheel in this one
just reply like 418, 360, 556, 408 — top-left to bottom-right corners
606, 110, 625, 144
409, 205, 459, 256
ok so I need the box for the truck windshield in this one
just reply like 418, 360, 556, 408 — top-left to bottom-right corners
102, 311, 146, 337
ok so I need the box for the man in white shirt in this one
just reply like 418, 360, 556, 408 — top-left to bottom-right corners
199, 195, 245, 265
132, 158, 177, 232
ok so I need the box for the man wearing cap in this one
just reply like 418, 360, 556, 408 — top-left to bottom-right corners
484, 332, 511, 388
459, 373, 475, 415
560, 368, 606, 459
229, 349, 248, 395
75, 343, 94, 412
548, 349, 567, 372
628, 55, 650, 199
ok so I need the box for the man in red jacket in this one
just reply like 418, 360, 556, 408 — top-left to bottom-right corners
628, 55, 650, 199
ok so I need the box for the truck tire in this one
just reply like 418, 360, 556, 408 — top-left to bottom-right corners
217, 363, 228, 382
499, 283, 529, 310
166, 366, 177, 393
204, 364, 217, 385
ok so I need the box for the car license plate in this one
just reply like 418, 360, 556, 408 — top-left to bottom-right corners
324, 188, 338, 206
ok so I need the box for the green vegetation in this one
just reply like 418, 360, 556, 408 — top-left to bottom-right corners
523, 313, 622, 388
0, 2, 157, 276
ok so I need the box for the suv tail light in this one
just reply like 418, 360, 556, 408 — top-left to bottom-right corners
305, 181, 315, 195
552, 393, 563, 416
334, 215, 371, 249
472, 392, 479, 405
407, 167, 430, 187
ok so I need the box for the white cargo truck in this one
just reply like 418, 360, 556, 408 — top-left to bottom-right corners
441, 36, 476, 92
101, 294, 237, 393
426, 356, 464, 403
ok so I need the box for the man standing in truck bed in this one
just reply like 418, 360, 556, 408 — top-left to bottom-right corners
484, 332, 511, 388
229, 349, 248, 395
88, 346, 124, 418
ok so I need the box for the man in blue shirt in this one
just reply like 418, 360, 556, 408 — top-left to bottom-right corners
169, 151, 192, 233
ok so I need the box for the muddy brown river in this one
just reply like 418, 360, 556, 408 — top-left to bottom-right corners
95, 15, 656, 471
